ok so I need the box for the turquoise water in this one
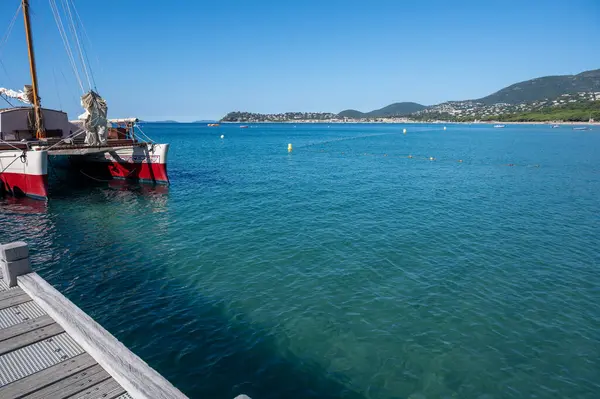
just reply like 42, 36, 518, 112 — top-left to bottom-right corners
1, 123, 599, 398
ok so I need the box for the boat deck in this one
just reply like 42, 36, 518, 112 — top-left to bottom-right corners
0, 277, 131, 399
0, 139, 145, 154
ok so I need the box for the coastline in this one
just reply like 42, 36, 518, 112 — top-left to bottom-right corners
220, 120, 600, 125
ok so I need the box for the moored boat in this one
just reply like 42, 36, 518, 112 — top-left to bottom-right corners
493, 124, 505, 128
0, 1, 169, 200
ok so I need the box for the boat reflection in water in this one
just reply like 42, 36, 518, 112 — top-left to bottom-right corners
105, 180, 170, 213
0, 195, 49, 215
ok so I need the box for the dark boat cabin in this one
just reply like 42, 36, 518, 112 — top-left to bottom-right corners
0, 107, 74, 141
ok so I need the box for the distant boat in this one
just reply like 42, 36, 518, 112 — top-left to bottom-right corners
551, 124, 560, 128
494, 124, 505, 128
240, 125, 249, 129
208, 123, 220, 127
573, 126, 590, 131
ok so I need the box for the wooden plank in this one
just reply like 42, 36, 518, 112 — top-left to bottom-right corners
0, 287, 25, 301
18, 273, 188, 399
0, 315, 54, 342
0, 294, 31, 311
101, 385, 129, 399
70, 377, 125, 399
23, 364, 111, 399
0, 353, 96, 399
0, 322, 64, 355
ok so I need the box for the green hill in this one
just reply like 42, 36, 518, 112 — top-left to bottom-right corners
338, 102, 426, 118
337, 109, 366, 118
220, 69, 600, 122
476, 69, 600, 105
488, 100, 600, 122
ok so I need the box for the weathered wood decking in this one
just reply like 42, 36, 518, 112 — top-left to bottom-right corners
0, 241, 188, 399
0, 276, 132, 398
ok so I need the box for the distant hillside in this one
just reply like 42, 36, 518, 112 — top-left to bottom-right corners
476, 69, 600, 105
337, 109, 365, 119
339, 102, 426, 118
221, 111, 337, 122
219, 68, 600, 122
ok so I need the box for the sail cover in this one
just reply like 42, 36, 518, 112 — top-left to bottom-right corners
0, 87, 31, 104
79, 90, 108, 145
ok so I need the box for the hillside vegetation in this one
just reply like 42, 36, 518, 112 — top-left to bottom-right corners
338, 102, 426, 118
486, 101, 600, 122
476, 69, 600, 105
220, 69, 600, 122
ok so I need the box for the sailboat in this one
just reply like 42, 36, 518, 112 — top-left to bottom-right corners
0, 1, 169, 200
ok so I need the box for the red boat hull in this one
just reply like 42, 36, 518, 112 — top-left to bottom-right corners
0, 172, 49, 199
80, 161, 169, 184
0, 149, 49, 200
74, 143, 170, 184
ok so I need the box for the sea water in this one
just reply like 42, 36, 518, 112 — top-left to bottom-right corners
1, 123, 599, 398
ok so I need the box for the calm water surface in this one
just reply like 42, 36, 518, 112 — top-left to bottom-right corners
1, 123, 599, 398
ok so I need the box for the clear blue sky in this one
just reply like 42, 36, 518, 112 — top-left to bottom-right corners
1, 0, 599, 121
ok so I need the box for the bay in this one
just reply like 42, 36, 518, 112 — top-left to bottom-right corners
1, 123, 599, 398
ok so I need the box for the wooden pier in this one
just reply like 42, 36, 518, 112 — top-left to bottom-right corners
0, 241, 188, 399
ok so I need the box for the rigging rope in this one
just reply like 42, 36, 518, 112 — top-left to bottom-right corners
0, 3, 22, 88
1, 93, 15, 107
134, 124, 155, 144
49, 0, 84, 93
0, 3, 21, 53
0, 151, 27, 176
45, 127, 87, 151
69, 0, 97, 90
0, 138, 26, 152
61, 0, 91, 90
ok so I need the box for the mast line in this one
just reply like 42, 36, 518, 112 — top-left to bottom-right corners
22, 0, 45, 138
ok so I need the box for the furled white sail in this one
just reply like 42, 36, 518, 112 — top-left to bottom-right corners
79, 91, 108, 145
0, 87, 31, 104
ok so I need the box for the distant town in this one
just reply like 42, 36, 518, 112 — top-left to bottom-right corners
221, 91, 600, 124
414, 91, 600, 121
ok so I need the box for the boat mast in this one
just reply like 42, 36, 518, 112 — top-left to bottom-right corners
22, 0, 45, 139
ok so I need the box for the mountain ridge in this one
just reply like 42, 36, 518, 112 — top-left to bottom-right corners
473, 69, 600, 105
220, 68, 600, 121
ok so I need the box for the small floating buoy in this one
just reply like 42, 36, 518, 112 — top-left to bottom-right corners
220, 134, 224, 139
403, 128, 407, 134
443, 126, 447, 130
288, 143, 293, 152
429, 156, 435, 161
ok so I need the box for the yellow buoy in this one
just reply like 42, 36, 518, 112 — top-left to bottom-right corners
288, 143, 293, 152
